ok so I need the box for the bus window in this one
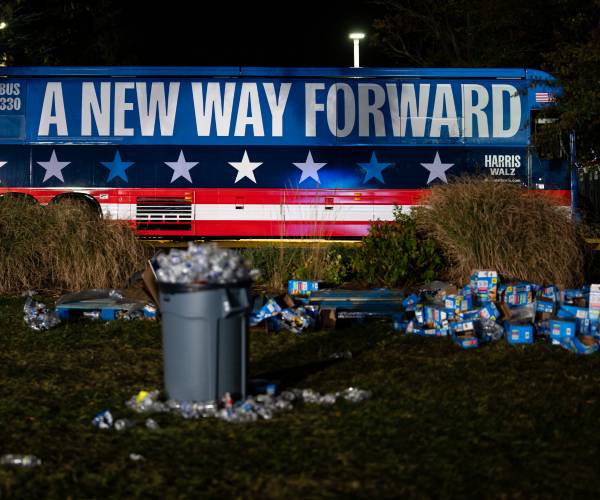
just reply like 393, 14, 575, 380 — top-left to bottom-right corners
532, 112, 566, 160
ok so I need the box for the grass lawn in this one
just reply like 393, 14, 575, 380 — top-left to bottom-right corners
1, 294, 600, 498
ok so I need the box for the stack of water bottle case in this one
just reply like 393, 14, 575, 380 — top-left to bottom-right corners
395, 271, 600, 354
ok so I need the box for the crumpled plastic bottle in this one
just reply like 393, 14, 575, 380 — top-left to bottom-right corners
155, 243, 259, 285
1, 454, 42, 467
23, 297, 61, 331
114, 419, 135, 431
145, 418, 160, 430
341, 387, 372, 402
479, 319, 504, 342
92, 409, 114, 429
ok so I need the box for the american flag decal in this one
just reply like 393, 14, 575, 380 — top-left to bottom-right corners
535, 92, 556, 103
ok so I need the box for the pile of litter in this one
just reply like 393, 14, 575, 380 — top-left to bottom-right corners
23, 289, 157, 331
22, 243, 259, 332
23, 294, 61, 332
395, 271, 600, 355
93, 387, 371, 428
250, 296, 319, 334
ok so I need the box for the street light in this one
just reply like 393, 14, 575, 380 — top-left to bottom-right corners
349, 33, 365, 68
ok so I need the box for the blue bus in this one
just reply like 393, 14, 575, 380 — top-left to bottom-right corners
0, 66, 569, 237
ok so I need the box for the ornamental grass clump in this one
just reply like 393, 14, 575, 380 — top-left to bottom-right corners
415, 178, 585, 287
0, 197, 148, 293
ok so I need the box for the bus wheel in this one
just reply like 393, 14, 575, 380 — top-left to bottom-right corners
51, 194, 102, 218
0, 192, 38, 205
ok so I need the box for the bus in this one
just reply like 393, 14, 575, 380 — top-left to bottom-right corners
0, 66, 570, 238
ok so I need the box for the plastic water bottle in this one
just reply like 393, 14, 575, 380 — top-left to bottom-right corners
1, 454, 42, 467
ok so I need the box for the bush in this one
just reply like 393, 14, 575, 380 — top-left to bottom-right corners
242, 244, 358, 292
415, 178, 585, 287
0, 197, 148, 293
351, 208, 445, 287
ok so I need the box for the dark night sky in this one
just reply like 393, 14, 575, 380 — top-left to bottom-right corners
128, 0, 391, 67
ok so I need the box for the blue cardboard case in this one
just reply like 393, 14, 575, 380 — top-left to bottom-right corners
549, 319, 577, 342
288, 280, 319, 296
504, 322, 534, 344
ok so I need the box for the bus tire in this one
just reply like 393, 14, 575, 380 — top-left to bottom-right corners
0, 192, 38, 204
51, 193, 102, 218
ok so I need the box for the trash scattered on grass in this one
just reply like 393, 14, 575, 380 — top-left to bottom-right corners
145, 418, 159, 430
22, 289, 157, 331
56, 289, 157, 321
395, 270, 600, 355
92, 409, 114, 429
97, 387, 372, 428
250, 298, 282, 326
250, 295, 318, 334
114, 419, 135, 431
329, 351, 353, 360
23, 296, 61, 331
155, 243, 259, 285
0, 454, 42, 467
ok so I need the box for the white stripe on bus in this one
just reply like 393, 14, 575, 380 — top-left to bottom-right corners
100, 203, 412, 222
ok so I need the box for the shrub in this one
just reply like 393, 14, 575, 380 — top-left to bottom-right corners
241, 244, 359, 292
0, 197, 148, 293
351, 208, 445, 287
415, 178, 585, 287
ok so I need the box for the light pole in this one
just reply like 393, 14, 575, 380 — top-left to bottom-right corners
0, 21, 6, 66
349, 33, 365, 68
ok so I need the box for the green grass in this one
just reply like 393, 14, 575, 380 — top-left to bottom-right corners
1, 295, 600, 498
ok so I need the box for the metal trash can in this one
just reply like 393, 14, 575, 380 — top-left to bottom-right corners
158, 281, 250, 402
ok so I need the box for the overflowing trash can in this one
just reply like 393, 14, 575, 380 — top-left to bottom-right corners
155, 243, 258, 402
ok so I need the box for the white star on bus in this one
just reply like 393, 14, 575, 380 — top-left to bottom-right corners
165, 150, 199, 183
37, 150, 71, 183
420, 152, 454, 184
293, 151, 327, 184
228, 150, 262, 184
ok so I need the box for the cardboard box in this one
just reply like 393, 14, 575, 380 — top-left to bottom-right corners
537, 285, 559, 303
288, 280, 319, 296
450, 320, 476, 335
549, 318, 577, 341
589, 284, 600, 323
503, 283, 533, 307
319, 308, 337, 330
424, 305, 449, 328
504, 322, 534, 344
463, 309, 482, 321
402, 293, 420, 311
559, 335, 599, 355
460, 285, 474, 310
499, 302, 512, 320
479, 302, 500, 322
557, 304, 588, 319
414, 304, 425, 325
536, 299, 555, 314
444, 295, 463, 315
561, 288, 588, 306
422, 327, 449, 337
142, 259, 160, 306
470, 270, 498, 303
452, 335, 479, 349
